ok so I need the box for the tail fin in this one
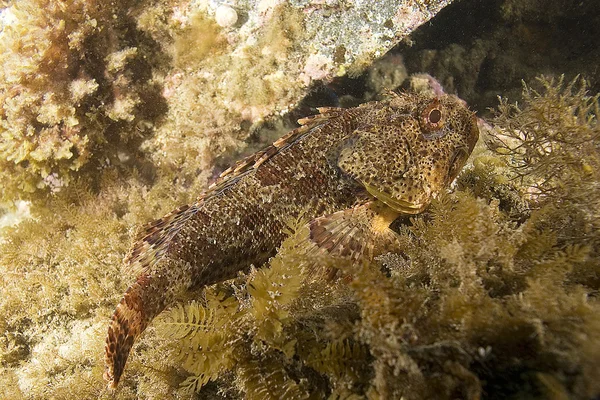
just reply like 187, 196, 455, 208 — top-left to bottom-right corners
104, 274, 167, 388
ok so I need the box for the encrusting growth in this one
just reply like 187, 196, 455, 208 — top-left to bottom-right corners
104, 91, 479, 388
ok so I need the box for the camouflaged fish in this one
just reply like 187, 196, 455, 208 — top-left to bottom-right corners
104, 91, 479, 388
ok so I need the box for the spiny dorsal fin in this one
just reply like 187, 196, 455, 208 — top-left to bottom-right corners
207, 107, 345, 196
297, 107, 344, 127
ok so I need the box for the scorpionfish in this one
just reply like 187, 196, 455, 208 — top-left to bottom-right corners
104, 91, 479, 388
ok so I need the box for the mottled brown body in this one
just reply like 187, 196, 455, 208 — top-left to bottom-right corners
104, 92, 479, 388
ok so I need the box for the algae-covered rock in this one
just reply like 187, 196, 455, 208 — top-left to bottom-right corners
0, 0, 167, 202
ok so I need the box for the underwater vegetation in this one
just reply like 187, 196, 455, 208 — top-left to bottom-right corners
1, 73, 598, 400
0, 0, 168, 202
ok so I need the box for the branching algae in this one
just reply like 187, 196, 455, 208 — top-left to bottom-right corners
1, 76, 599, 400
0, 0, 168, 202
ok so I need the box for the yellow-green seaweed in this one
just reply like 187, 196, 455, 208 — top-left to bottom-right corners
1, 76, 599, 399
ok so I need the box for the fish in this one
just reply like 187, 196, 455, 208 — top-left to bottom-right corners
104, 91, 479, 388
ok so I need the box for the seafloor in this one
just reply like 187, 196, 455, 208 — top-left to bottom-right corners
0, 0, 599, 399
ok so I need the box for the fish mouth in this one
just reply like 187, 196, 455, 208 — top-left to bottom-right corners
446, 146, 469, 182
363, 183, 426, 215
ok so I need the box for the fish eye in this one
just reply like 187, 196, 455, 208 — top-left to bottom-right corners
420, 99, 446, 133
429, 109, 442, 123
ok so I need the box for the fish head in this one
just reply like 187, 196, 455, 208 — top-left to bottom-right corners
338, 92, 479, 214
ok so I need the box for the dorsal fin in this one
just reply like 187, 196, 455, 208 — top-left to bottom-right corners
125, 107, 345, 277
297, 107, 344, 126
205, 107, 345, 196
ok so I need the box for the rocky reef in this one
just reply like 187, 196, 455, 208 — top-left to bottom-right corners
1, 0, 599, 399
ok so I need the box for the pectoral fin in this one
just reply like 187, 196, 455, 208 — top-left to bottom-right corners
297, 201, 402, 279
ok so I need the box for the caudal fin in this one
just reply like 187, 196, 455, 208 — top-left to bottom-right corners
104, 275, 165, 388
